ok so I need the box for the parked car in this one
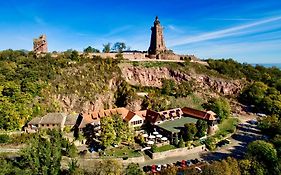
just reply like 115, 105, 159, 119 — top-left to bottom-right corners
195, 166, 202, 173
176, 161, 181, 167
151, 164, 157, 173
181, 160, 186, 168
143, 165, 151, 173
186, 160, 193, 166
257, 113, 266, 117
191, 158, 200, 164
156, 165, 162, 172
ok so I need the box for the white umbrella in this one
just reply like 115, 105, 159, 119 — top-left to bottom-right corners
153, 131, 159, 135
161, 137, 168, 141
142, 134, 148, 137
147, 140, 154, 145
148, 135, 156, 139
95, 133, 100, 136
156, 134, 162, 138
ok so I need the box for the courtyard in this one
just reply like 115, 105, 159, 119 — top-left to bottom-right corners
158, 117, 197, 133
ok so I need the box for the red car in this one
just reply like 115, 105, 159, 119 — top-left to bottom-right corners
181, 160, 186, 168
151, 164, 157, 173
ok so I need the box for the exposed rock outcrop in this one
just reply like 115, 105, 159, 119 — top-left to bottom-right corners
121, 66, 245, 96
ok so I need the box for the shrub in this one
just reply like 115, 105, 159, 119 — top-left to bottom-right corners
205, 137, 216, 151
0, 134, 10, 143
151, 145, 157, 153
178, 138, 185, 148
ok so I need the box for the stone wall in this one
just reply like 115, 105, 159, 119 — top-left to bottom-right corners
148, 145, 206, 159
122, 156, 145, 164
89, 53, 146, 60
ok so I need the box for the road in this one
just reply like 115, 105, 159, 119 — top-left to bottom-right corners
139, 115, 262, 167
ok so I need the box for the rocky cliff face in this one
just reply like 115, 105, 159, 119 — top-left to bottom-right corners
48, 64, 245, 113
121, 66, 245, 96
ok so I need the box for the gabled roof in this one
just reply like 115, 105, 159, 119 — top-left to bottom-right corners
65, 113, 79, 126
28, 113, 67, 126
135, 110, 147, 120
77, 108, 131, 129
28, 117, 43, 125
40, 113, 67, 124
181, 107, 217, 121
145, 110, 161, 124
124, 111, 137, 122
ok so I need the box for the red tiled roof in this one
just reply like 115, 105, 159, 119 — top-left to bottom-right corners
145, 110, 161, 123
181, 107, 217, 121
78, 108, 130, 128
135, 110, 147, 120
124, 111, 136, 122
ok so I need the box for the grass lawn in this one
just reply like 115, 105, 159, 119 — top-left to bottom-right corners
104, 146, 142, 158
154, 144, 176, 152
215, 117, 239, 138
158, 117, 197, 133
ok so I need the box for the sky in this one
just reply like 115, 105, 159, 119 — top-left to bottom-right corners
0, 0, 281, 63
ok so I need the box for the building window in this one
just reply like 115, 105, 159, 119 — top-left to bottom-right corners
47, 124, 49, 127
41, 124, 44, 127
53, 124, 56, 127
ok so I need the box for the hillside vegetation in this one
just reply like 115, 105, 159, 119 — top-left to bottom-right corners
1, 50, 281, 131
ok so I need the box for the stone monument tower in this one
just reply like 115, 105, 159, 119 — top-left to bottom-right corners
33, 34, 48, 53
148, 16, 167, 57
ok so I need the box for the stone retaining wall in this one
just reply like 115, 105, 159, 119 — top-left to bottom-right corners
149, 145, 206, 159
122, 156, 145, 164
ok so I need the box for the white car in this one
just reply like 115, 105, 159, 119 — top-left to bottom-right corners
156, 165, 161, 171
195, 167, 202, 173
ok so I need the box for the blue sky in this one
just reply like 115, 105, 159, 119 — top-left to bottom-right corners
0, 0, 281, 63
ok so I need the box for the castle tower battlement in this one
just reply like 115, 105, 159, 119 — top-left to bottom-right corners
33, 34, 48, 53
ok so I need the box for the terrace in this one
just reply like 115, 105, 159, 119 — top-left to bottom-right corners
157, 117, 197, 133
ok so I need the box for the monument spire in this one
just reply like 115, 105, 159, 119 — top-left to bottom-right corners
148, 16, 167, 57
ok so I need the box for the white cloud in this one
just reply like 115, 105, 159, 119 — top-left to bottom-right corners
169, 15, 281, 47
206, 18, 254, 21
166, 25, 184, 33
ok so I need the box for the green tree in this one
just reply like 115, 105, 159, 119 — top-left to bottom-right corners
20, 130, 64, 175
83, 46, 100, 53
239, 159, 251, 175
102, 43, 111, 53
66, 143, 78, 158
225, 157, 241, 175
66, 159, 83, 175
175, 81, 192, 97
204, 98, 230, 122
0, 158, 27, 175
91, 159, 123, 175
202, 159, 231, 175
161, 79, 176, 95
115, 81, 135, 107
0, 134, 10, 143
182, 123, 197, 141
241, 82, 268, 105
196, 120, 208, 138
246, 140, 279, 175
113, 114, 134, 144
125, 163, 144, 175
161, 165, 178, 175
100, 116, 116, 147
112, 42, 126, 53
178, 137, 185, 148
